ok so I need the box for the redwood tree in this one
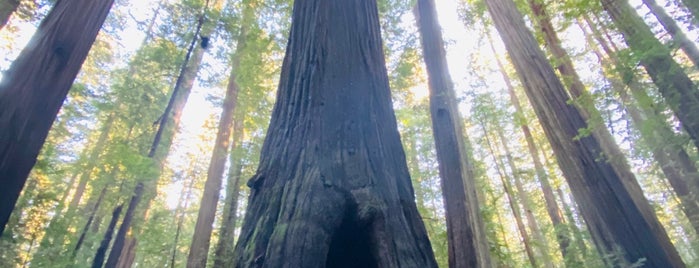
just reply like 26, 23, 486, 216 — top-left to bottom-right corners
0, 0, 115, 235
485, 0, 685, 266
231, 0, 437, 267
415, 0, 492, 267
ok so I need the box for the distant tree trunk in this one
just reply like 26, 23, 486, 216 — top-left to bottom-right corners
232, 1, 437, 267
601, 0, 699, 152
579, 18, 699, 235
482, 126, 539, 268
494, 126, 554, 267
0, 0, 114, 235
73, 186, 108, 257
486, 31, 575, 263
485, 0, 685, 266
104, 184, 143, 268
170, 168, 197, 268
415, 1, 492, 267
186, 24, 244, 268
642, 0, 699, 67
91, 204, 122, 268
212, 118, 245, 268
0, 0, 20, 29
107, 6, 209, 264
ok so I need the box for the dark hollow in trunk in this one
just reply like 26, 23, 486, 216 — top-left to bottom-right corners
0, 0, 115, 235
231, 1, 438, 267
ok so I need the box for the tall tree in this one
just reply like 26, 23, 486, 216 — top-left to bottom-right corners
484, 0, 685, 266
415, 0, 492, 267
601, 0, 699, 152
642, 0, 699, 67
0, 0, 115, 235
232, 1, 437, 266
485, 30, 575, 263
186, 17, 246, 268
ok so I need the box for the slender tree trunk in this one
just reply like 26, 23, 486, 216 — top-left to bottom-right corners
0, 0, 20, 30
232, 1, 437, 267
485, 0, 685, 266
0, 0, 115, 235
415, 1, 491, 267
186, 12, 245, 266
169, 168, 197, 268
642, 0, 699, 67
482, 126, 539, 268
212, 118, 245, 267
601, 0, 699, 152
494, 125, 554, 267
73, 186, 108, 257
579, 19, 699, 235
104, 184, 143, 268
486, 31, 575, 264
91, 204, 122, 268
107, 5, 210, 263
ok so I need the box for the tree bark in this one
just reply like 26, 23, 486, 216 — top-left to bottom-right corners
0, 0, 20, 30
232, 1, 437, 267
485, 0, 685, 266
0, 0, 115, 235
579, 18, 699, 235
107, 4, 211, 262
186, 21, 245, 268
105, 183, 143, 268
642, 0, 699, 67
212, 116, 245, 267
91, 204, 122, 268
601, 0, 699, 152
486, 30, 575, 263
415, 0, 492, 267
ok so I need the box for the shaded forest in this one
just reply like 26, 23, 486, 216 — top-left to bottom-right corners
1, 0, 698, 267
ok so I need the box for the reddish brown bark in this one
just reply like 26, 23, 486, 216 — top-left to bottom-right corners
232, 1, 437, 267
485, 0, 685, 266
0, 0, 115, 235
415, 0, 492, 267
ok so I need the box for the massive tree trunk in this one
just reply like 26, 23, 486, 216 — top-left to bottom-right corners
186, 22, 245, 268
0, 0, 115, 235
232, 1, 437, 267
415, 0, 492, 267
0, 0, 20, 30
642, 0, 699, 67
485, 0, 685, 266
601, 0, 699, 152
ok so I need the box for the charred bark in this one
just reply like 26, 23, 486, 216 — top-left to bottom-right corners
231, 1, 437, 267
485, 0, 685, 266
415, 0, 492, 267
0, 0, 115, 235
